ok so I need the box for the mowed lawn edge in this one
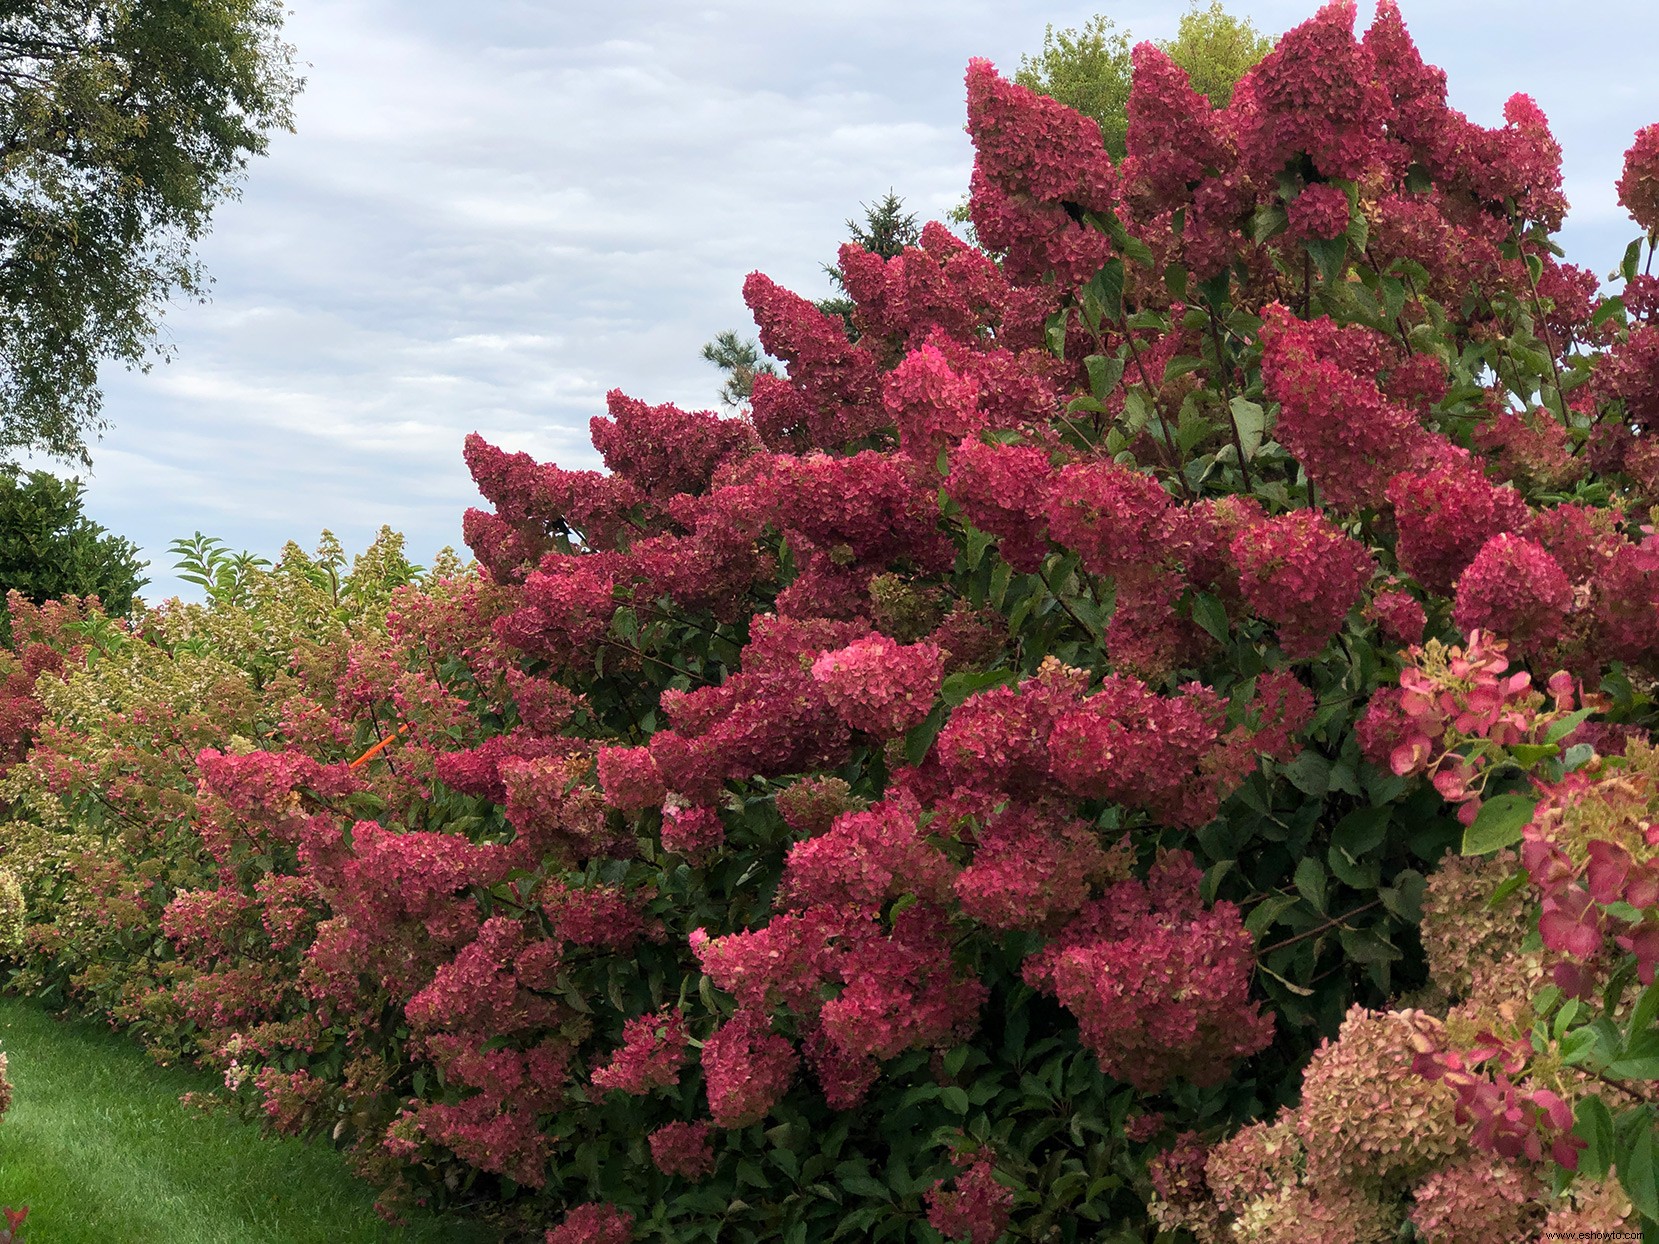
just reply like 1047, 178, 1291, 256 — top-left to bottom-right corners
0, 993, 501, 1243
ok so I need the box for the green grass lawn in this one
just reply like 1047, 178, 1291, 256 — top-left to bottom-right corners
0, 994, 502, 1243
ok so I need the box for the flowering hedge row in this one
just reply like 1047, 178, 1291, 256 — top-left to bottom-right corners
4, 1, 1659, 1239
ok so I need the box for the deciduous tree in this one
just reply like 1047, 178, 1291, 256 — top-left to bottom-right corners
0, 0, 302, 463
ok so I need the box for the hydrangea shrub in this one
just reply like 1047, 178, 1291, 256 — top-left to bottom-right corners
2, 2, 1659, 1239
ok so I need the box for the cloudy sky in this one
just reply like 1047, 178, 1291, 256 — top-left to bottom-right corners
68, 0, 1659, 600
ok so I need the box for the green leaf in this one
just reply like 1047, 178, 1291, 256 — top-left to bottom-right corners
1460, 792, 1538, 855
1294, 857, 1328, 914
1189, 592, 1229, 643
1045, 307, 1070, 358
1617, 1118, 1659, 1223
1629, 983, 1659, 1047
941, 668, 1015, 708
1328, 806, 1388, 889
1487, 869, 1529, 908
904, 703, 948, 767
1380, 870, 1426, 922
1338, 927, 1401, 964
1084, 353, 1125, 401
1086, 260, 1125, 323
1591, 296, 1627, 330
1244, 893, 1299, 938
1545, 707, 1595, 744
1610, 1029, 1659, 1080
1307, 235, 1349, 285
1229, 397, 1266, 459
1250, 204, 1288, 244
1564, 742, 1596, 772
940, 1086, 969, 1114
1506, 742, 1559, 767
1623, 237, 1645, 283
1575, 1094, 1615, 1180
1282, 751, 1330, 799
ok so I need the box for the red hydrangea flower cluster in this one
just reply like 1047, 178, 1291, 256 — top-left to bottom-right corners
589, 1009, 689, 1096
1411, 1033, 1583, 1170
1452, 534, 1573, 655
699, 1008, 799, 1128
501, 558, 618, 671
647, 1121, 716, 1181
742, 272, 882, 421
404, 916, 558, 1037
1121, 44, 1226, 213
1367, 586, 1427, 646
816, 906, 985, 1066
951, 803, 1115, 931
925, 659, 1090, 802
540, 880, 654, 951
588, 389, 757, 501
881, 342, 984, 459
1235, 0, 1391, 183
835, 224, 1016, 349
924, 1153, 1014, 1244
1286, 183, 1352, 243
1367, 632, 1532, 809
464, 433, 646, 559
545, 1204, 634, 1244
629, 615, 864, 802
1043, 459, 1172, 576
809, 633, 945, 738
963, 61, 1115, 289
1048, 676, 1244, 828
963, 58, 1116, 216
1617, 123, 1659, 234
1521, 756, 1659, 987
1230, 509, 1374, 658
944, 439, 1055, 573
1258, 307, 1434, 511
1388, 461, 1529, 594
780, 799, 955, 909
660, 803, 724, 859
1023, 851, 1273, 1091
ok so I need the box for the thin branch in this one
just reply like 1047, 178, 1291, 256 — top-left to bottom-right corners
1258, 897, 1385, 956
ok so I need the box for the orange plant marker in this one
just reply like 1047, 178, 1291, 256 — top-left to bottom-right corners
349, 721, 411, 769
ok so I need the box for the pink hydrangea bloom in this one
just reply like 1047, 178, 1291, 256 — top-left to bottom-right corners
647, 1121, 716, 1181
546, 1204, 634, 1244
700, 1008, 798, 1128
1023, 852, 1273, 1091
1452, 534, 1573, 650
1043, 459, 1173, 576
1617, 123, 1659, 234
925, 1156, 1013, 1244
589, 1009, 689, 1096
1231, 510, 1374, 659
810, 633, 945, 738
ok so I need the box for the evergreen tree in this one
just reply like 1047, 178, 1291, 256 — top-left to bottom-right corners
702, 191, 922, 402
700, 329, 777, 410
818, 191, 921, 335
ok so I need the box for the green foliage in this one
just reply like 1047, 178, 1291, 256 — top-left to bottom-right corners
169, 532, 273, 608
1015, 2, 1273, 157
0, 466, 146, 627
1015, 16, 1133, 158
0, 0, 302, 463
1161, 1, 1275, 110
